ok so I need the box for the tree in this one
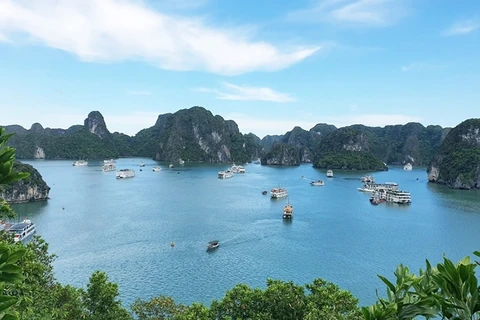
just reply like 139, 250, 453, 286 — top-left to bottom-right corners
82, 271, 131, 320
362, 251, 480, 320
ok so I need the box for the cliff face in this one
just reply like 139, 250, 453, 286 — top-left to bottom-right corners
1, 162, 50, 203
3, 111, 119, 160
427, 119, 480, 189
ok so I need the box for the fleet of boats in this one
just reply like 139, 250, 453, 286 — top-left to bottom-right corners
116, 169, 135, 179
0, 219, 36, 242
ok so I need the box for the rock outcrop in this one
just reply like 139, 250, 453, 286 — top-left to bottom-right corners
1, 162, 50, 203
427, 119, 480, 189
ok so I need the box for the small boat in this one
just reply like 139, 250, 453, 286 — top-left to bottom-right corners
326, 170, 333, 178
262, 190, 267, 195
152, 166, 162, 172
310, 179, 325, 186
207, 240, 220, 251
218, 169, 233, 179
404, 163, 413, 171
139, 162, 145, 167
170, 241, 175, 248
283, 202, 293, 219
238, 166, 246, 173
179, 159, 185, 165
73, 160, 88, 166
103, 159, 116, 164
116, 169, 135, 179
169, 163, 174, 168
361, 175, 375, 183
7, 219, 36, 242
102, 163, 116, 172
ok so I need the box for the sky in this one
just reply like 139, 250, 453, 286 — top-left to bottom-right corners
0, 0, 479, 138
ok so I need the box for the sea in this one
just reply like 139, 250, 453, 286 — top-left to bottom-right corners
10, 158, 480, 308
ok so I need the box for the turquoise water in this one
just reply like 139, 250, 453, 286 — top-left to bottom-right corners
11, 159, 480, 307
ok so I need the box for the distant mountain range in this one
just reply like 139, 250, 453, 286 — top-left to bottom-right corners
4, 107, 476, 187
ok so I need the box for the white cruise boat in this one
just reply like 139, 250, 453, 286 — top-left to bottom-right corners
361, 175, 375, 183
404, 163, 413, 171
358, 182, 398, 193
8, 219, 36, 242
270, 187, 288, 199
310, 179, 325, 186
104, 159, 116, 164
218, 169, 233, 179
152, 166, 162, 172
238, 166, 246, 173
116, 169, 135, 179
326, 170, 334, 177
102, 164, 116, 172
139, 162, 145, 167
73, 160, 88, 166
169, 163, 174, 168
386, 190, 411, 204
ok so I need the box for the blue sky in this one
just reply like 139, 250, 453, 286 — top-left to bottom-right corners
0, 0, 479, 138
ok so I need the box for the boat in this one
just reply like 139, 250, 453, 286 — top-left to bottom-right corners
179, 159, 185, 165
103, 159, 115, 164
361, 175, 375, 183
7, 219, 36, 242
310, 179, 325, 186
73, 160, 88, 166
326, 170, 333, 177
386, 190, 411, 204
358, 182, 398, 193
270, 187, 288, 199
102, 164, 116, 172
139, 162, 145, 167
169, 163, 174, 168
369, 196, 386, 205
253, 158, 261, 164
116, 169, 135, 179
283, 201, 293, 219
207, 240, 220, 251
262, 190, 268, 195
218, 169, 233, 179
237, 166, 246, 174
404, 163, 413, 171
152, 166, 162, 172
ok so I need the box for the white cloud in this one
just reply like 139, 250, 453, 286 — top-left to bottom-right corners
349, 103, 358, 111
443, 19, 479, 36
126, 90, 152, 96
401, 62, 446, 72
287, 0, 409, 27
194, 82, 295, 102
0, 32, 8, 42
0, 0, 319, 75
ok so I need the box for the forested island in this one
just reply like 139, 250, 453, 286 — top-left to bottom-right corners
2, 107, 479, 188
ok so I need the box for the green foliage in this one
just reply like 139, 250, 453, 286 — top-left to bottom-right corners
0, 242, 26, 320
363, 251, 480, 319
314, 151, 387, 171
133, 278, 360, 320
0, 129, 29, 189
83, 271, 131, 320
262, 143, 300, 165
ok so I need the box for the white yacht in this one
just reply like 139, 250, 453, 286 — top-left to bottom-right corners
218, 169, 233, 179
139, 162, 145, 167
326, 170, 334, 178
152, 166, 162, 172
73, 160, 88, 166
386, 190, 411, 204
102, 163, 116, 172
169, 163, 174, 168
270, 187, 288, 199
404, 163, 413, 171
8, 219, 36, 242
179, 159, 185, 165
116, 169, 135, 179
238, 166, 246, 174
104, 159, 116, 164
310, 180, 325, 186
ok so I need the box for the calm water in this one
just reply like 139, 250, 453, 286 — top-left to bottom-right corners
11, 159, 480, 307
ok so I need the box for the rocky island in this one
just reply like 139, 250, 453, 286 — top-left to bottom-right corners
1, 161, 50, 203
428, 118, 480, 189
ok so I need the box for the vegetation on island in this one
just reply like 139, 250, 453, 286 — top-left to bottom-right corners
2, 127, 480, 319
315, 151, 388, 171
428, 118, 480, 189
